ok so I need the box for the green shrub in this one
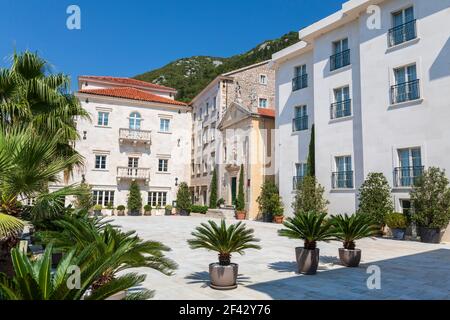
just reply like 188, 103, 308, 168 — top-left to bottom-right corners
165, 205, 173, 211
209, 168, 218, 209
190, 205, 209, 214
127, 181, 142, 212
257, 181, 284, 216
385, 213, 408, 229
217, 198, 225, 207
357, 173, 394, 225
144, 205, 152, 212
235, 164, 245, 211
411, 167, 450, 229
93, 204, 102, 211
176, 182, 192, 211
74, 183, 92, 211
292, 176, 328, 215
117, 205, 126, 211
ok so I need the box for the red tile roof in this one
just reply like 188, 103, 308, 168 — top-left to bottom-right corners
79, 76, 176, 92
79, 87, 187, 106
257, 108, 275, 118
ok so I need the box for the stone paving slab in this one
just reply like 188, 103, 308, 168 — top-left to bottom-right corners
113, 216, 450, 300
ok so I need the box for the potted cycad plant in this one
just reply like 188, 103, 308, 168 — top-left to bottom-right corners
385, 212, 408, 240
279, 211, 335, 275
331, 214, 377, 267
187, 220, 261, 290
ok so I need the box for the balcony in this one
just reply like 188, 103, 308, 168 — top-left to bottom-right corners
293, 176, 304, 190
117, 167, 150, 184
330, 49, 350, 71
394, 166, 424, 188
330, 99, 352, 119
388, 20, 417, 47
119, 128, 151, 145
292, 115, 308, 132
292, 74, 308, 91
391, 79, 420, 104
332, 171, 354, 189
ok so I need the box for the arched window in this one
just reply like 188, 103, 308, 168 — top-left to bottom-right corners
129, 112, 141, 130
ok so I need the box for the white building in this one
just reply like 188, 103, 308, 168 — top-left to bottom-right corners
273, 0, 450, 216
59, 76, 192, 211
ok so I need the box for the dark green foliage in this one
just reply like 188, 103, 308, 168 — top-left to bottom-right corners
236, 165, 245, 211
187, 220, 261, 265
278, 211, 335, 250
190, 205, 209, 214
357, 173, 394, 225
176, 182, 192, 211
307, 124, 315, 177
127, 181, 142, 212
331, 214, 378, 250
74, 182, 92, 211
209, 168, 218, 209
292, 176, 329, 215
410, 167, 450, 229
256, 181, 284, 216
134, 32, 300, 102
385, 212, 408, 229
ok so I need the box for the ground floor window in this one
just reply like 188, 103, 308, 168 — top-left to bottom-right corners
92, 190, 115, 206
148, 192, 167, 207
400, 199, 412, 218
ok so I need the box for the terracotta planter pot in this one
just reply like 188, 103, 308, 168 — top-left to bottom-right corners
295, 247, 319, 275
339, 248, 361, 267
209, 263, 238, 290
236, 211, 246, 220
273, 215, 284, 224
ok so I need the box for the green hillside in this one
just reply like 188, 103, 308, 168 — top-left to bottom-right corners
134, 31, 300, 102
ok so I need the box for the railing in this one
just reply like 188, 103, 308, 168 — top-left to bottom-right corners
293, 176, 305, 190
332, 171, 354, 189
388, 20, 417, 47
394, 166, 424, 187
330, 99, 352, 119
119, 128, 151, 144
292, 74, 308, 91
330, 49, 350, 71
292, 115, 308, 132
391, 79, 420, 104
117, 167, 150, 181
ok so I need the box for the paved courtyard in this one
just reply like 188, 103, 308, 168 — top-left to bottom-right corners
114, 216, 450, 300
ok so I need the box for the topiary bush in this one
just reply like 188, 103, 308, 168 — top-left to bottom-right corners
209, 168, 218, 209
176, 182, 192, 212
257, 181, 284, 216
127, 181, 142, 214
292, 176, 328, 215
385, 213, 408, 229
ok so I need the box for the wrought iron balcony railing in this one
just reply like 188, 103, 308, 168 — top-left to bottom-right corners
330, 99, 352, 119
119, 128, 151, 144
388, 20, 417, 47
391, 79, 420, 104
292, 115, 308, 132
394, 166, 424, 187
330, 49, 351, 71
332, 171, 354, 189
292, 74, 308, 91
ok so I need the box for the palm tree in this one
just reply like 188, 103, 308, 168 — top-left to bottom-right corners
331, 214, 378, 250
37, 214, 177, 291
278, 211, 335, 249
0, 244, 152, 300
187, 219, 261, 265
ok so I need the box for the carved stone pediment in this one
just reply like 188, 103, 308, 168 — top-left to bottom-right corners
218, 102, 251, 130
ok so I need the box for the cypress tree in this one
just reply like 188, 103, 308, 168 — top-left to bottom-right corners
236, 164, 245, 211
209, 168, 218, 209
307, 124, 315, 177
127, 181, 142, 214
176, 182, 192, 211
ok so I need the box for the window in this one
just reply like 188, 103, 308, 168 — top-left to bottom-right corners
293, 106, 308, 131
204, 160, 208, 173
203, 128, 209, 145
333, 156, 353, 189
210, 122, 216, 141
206, 102, 209, 115
95, 155, 107, 169
331, 38, 350, 71
259, 74, 268, 85
193, 113, 196, 121
211, 152, 216, 172
392, 64, 420, 104
160, 118, 170, 132
400, 199, 412, 217
293, 65, 307, 91
395, 147, 423, 187
97, 112, 109, 126
389, 7, 416, 46
129, 112, 141, 130
331, 86, 351, 119
199, 108, 203, 121
93, 190, 115, 206
213, 97, 217, 110
158, 159, 168, 172
259, 98, 268, 108
293, 163, 308, 189
148, 192, 167, 207
191, 161, 195, 175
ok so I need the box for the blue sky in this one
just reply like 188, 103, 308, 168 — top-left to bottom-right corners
0, 0, 345, 91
